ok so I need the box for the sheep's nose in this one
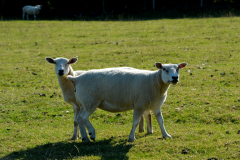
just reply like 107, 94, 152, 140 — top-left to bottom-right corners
172, 76, 178, 82
58, 70, 64, 76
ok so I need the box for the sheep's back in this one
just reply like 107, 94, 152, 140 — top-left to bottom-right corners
74, 68, 157, 105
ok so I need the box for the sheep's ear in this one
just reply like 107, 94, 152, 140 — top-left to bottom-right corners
155, 62, 163, 69
68, 58, 78, 64
45, 57, 55, 64
178, 63, 188, 69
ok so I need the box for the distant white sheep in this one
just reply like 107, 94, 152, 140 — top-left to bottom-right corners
46, 57, 152, 141
67, 62, 187, 142
22, 5, 41, 20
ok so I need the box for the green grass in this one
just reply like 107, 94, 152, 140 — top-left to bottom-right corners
0, 17, 240, 159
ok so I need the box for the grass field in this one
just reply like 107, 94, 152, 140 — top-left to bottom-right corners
0, 17, 240, 159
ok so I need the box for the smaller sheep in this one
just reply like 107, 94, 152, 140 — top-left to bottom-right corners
22, 5, 42, 20
46, 57, 87, 140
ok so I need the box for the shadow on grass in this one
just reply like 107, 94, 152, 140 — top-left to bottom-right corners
2, 138, 134, 160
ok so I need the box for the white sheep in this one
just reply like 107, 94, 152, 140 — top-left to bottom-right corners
46, 57, 152, 141
45, 57, 87, 140
22, 5, 41, 20
67, 62, 187, 142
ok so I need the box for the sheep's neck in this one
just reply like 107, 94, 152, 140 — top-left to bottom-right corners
58, 66, 74, 87
57, 66, 75, 102
154, 69, 170, 97
58, 76, 74, 90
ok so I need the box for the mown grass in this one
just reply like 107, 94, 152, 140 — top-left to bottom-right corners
0, 17, 240, 159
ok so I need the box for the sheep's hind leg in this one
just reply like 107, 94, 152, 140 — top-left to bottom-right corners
129, 109, 144, 142
77, 107, 90, 142
139, 111, 153, 134
79, 102, 100, 142
138, 115, 144, 132
144, 110, 153, 134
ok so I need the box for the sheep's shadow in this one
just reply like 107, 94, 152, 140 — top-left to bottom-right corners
2, 137, 133, 160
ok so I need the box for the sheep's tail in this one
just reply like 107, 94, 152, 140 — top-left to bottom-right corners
67, 75, 77, 92
67, 75, 77, 83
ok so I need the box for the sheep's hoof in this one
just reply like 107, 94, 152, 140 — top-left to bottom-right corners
128, 137, 136, 142
71, 136, 78, 140
163, 134, 172, 139
139, 128, 145, 133
82, 137, 90, 142
90, 138, 95, 142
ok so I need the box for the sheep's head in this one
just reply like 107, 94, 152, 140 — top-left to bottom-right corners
36, 5, 42, 10
155, 62, 187, 85
45, 57, 78, 77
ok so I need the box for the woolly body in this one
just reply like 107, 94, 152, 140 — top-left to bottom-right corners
67, 62, 187, 142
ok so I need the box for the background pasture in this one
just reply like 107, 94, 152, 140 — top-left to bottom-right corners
0, 17, 240, 159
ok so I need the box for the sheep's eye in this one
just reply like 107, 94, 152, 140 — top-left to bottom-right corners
163, 68, 168, 73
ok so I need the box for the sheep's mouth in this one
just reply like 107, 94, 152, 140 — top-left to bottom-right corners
170, 80, 178, 84
58, 73, 64, 76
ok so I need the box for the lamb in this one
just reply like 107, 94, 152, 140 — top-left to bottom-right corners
67, 62, 187, 142
45, 57, 87, 140
45, 57, 152, 141
22, 5, 41, 20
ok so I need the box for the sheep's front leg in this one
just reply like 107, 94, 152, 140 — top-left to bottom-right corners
34, 15, 36, 20
71, 104, 80, 140
153, 108, 171, 139
129, 109, 144, 142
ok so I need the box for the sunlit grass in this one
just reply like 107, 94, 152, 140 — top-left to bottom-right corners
0, 17, 240, 159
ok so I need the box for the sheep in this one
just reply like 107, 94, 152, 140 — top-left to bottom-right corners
22, 5, 41, 20
45, 57, 152, 141
67, 62, 187, 142
45, 57, 87, 140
